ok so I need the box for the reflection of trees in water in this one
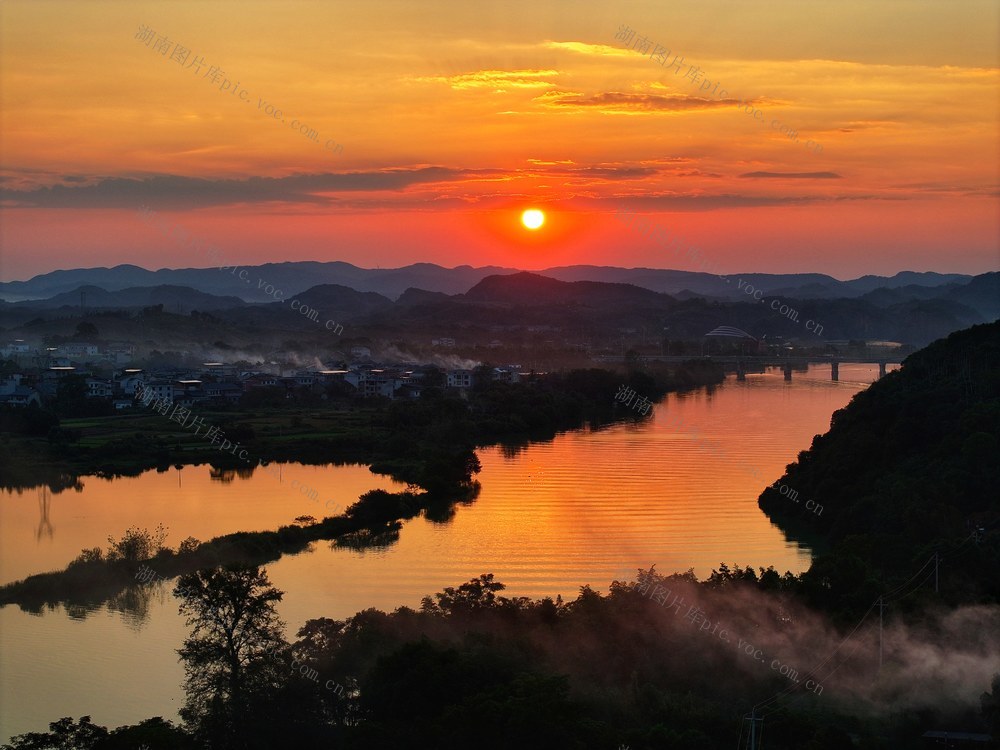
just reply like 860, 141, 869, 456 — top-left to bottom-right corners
4, 459, 485, 619
209, 465, 258, 483
106, 581, 159, 629
423, 481, 481, 524
333, 522, 402, 552
58, 582, 160, 629
499, 440, 530, 459
63, 601, 103, 620
209, 467, 237, 483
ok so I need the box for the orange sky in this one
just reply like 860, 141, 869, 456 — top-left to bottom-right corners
1, 0, 998, 281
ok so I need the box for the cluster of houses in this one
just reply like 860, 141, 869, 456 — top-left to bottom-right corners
1, 338, 136, 366
0, 340, 525, 409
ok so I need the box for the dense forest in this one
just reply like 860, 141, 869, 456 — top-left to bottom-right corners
760, 321, 1000, 610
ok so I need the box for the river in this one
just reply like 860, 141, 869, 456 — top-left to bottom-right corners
0, 363, 895, 740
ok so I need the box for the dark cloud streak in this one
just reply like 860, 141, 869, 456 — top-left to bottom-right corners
0, 167, 482, 210
740, 171, 842, 179
539, 91, 744, 112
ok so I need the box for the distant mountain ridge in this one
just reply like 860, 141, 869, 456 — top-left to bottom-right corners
1, 284, 249, 313
1, 268, 995, 347
0, 262, 974, 304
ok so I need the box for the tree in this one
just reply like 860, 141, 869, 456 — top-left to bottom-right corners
74, 322, 98, 339
52, 375, 89, 418
106, 524, 167, 562
0, 716, 195, 750
983, 673, 1000, 738
0, 716, 108, 749
173, 565, 288, 749
420, 573, 505, 616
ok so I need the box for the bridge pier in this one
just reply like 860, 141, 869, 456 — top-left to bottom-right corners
831, 361, 839, 382
783, 363, 793, 381
879, 361, 887, 378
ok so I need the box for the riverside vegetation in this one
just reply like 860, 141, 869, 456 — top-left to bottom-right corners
0, 362, 723, 611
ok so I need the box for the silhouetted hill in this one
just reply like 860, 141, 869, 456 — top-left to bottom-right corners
939, 271, 1000, 320
462, 271, 673, 307
2, 268, 995, 347
395, 287, 452, 307
845, 270, 973, 295
283, 284, 394, 318
1, 262, 976, 303
859, 283, 960, 307
859, 272, 999, 320
6, 284, 248, 313
760, 321, 1000, 599
0, 262, 517, 302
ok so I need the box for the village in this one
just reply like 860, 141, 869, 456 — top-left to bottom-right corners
0, 337, 524, 411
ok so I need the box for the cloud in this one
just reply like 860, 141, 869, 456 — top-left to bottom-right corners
611, 192, 891, 211
542, 41, 635, 58
0, 168, 485, 210
739, 172, 843, 179
413, 69, 559, 91
538, 91, 741, 113
538, 165, 660, 180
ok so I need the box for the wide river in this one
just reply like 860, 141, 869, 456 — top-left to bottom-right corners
0, 364, 894, 740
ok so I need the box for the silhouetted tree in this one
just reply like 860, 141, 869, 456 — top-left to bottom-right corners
52, 375, 89, 418
174, 565, 287, 749
0, 717, 108, 749
74, 322, 98, 339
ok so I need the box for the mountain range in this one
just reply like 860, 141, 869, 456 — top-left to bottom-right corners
1, 264, 996, 347
0, 262, 975, 304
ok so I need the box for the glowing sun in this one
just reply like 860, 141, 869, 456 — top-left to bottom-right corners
521, 208, 545, 230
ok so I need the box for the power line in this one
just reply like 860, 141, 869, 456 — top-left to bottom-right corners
752, 599, 880, 715
743, 526, 993, 740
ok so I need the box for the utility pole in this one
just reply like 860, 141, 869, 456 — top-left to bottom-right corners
750, 709, 757, 750
877, 597, 888, 671
934, 552, 939, 593
744, 710, 763, 750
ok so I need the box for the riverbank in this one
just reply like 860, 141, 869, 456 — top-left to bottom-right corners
0, 363, 724, 491
0, 363, 727, 610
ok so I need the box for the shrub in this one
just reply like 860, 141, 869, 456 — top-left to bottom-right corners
178, 536, 201, 554
106, 524, 168, 562
69, 547, 104, 567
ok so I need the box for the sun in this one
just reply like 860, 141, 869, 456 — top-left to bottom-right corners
521, 208, 545, 230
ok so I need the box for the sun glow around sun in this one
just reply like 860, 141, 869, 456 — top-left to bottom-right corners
521, 209, 545, 230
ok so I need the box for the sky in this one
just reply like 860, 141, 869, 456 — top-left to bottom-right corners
0, 0, 998, 282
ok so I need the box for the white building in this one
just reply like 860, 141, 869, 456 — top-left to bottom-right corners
0, 374, 24, 394
63, 342, 100, 357
118, 374, 146, 396
86, 378, 113, 398
1, 341, 31, 359
446, 369, 473, 389
138, 380, 178, 404
0, 387, 41, 408
491, 367, 521, 384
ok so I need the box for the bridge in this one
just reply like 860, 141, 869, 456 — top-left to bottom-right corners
592, 354, 906, 381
